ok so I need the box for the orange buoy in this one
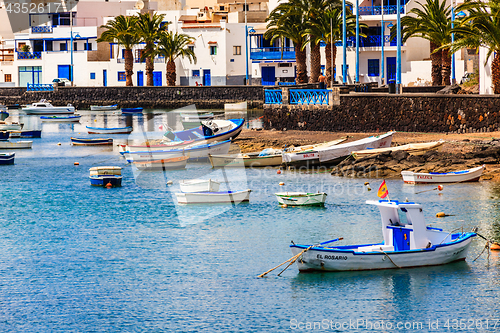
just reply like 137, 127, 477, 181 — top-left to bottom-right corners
277, 169, 281, 174
437, 185, 444, 191
57, 142, 61, 146
105, 182, 112, 188
74, 162, 79, 165
279, 182, 285, 186
490, 243, 500, 250
436, 212, 446, 218
282, 204, 288, 208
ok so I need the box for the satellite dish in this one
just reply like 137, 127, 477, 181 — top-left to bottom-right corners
135, 0, 144, 10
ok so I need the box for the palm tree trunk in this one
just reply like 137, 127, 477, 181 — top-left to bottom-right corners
309, 41, 321, 83
492, 52, 500, 94
145, 42, 155, 86
441, 48, 451, 86
430, 42, 442, 86
124, 48, 134, 86
166, 60, 176, 86
325, 43, 337, 88
295, 42, 308, 84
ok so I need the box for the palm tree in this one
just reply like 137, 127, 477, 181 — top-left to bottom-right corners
97, 15, 140, 86
393, 0, 452, 85
135, 12, 168, 86
155, 31, 197, 86
266, 2, 309, 84
453, 0, 500, 93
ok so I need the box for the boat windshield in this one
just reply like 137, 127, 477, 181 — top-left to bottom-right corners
397, 208, 411, 226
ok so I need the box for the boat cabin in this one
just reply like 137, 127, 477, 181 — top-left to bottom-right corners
358, 200, 457, 253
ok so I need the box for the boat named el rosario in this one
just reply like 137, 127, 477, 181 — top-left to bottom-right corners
290, 200, 476, 272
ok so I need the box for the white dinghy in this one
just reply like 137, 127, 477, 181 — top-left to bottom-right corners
290, 200, 476, 272
275, 192, 327, 206
175, 189, 251, 204
179, 179, 221, 193
401, 165, 485, 184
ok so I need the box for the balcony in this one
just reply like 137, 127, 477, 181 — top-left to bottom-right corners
250, 47, 295, 61
31, 26, 53, 33
346, 35, 400, 47
17, 52, 42, 60
359, 5, 405, 15
117, 57, 165, 63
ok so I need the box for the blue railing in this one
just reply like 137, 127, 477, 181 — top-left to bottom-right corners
278, 82, 295, 86
346, 35, 399, 47
17, 52, 41, 60
31, 26, 53, 33
250, 47, 295, 60
265, 90, 283, 104
290, 89, 329, 105
27, 83, 54, 91
359, 5, 405, 15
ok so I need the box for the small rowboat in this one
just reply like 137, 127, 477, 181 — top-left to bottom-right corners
0, 122, 22, 131
89, 166, 122, 187
133, 156, 189, 170
40, 115, 81, 122
181, 112, 215, 129
86, 126, 133, 134
179, 178, 220, 193
401, 165, 485, 184
8, 130, 42, 138
175, 189, 251, 204
0, 141, 32, 149
121, 107, 143, 114
119, 140, 197, 152
275, 192, 327, 206
71, 137, 113, 146
209, 150, 283, 168
224, 101, 247, 111
90, 105, 118, 111
352, 140, 445, 159
0, 152, 15, 165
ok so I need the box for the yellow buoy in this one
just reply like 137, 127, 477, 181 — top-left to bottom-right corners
57, 142, 61, 146
364, 182, 370, 186
279, 182, 285, 186
436, 212, 446, 218
367, 187, 372, 191
281, 204, 288, 208
74, 162, 79, 166
490, 243, 500, 250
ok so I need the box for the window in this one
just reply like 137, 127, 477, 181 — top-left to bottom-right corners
4, 74, 11, 82
84, 42, 92, 51
368, 59, 380, 77
90, 72, 96, 80
230, 59, 234, 62
73, 42, 77, 51
60, 43, 67, 51
188, 46, 194, 53
192, 70, 200, 77
210, 46, 217, 55
45, 41, 53, 52
233, 46, 241, 55
118, 72, 126, 81
17, 42, 25, 51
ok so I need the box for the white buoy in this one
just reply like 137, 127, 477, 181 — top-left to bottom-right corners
166, 180, 173, 185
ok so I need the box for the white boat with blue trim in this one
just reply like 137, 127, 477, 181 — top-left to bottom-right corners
23, 100, 75, 114
290, 200, 476, 272
87, 126, 133, 134
401, 165, 485, 184
175, 189, 251, 204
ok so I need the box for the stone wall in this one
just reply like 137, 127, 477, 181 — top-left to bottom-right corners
264, 94, 500, 133
0, 86, 264, 109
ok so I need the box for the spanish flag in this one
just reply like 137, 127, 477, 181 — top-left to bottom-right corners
378, 180, 388, 199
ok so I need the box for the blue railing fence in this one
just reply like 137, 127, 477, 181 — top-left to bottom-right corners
17, 51, 42, 60
265, 89, 330, 105
359, 5, 405, 15
27, 83, 54, 92
264, 90, 283, 104
250, 46, 295, 60
31, 26, 53, 33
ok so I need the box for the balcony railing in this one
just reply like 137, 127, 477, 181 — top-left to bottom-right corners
27, 83, 54, 91
359, 5, 405, 15
264, 90, 282, 104
31, 26, 53, 33
250, 47, 295, 60
345, 35, 400, 47
17, 52, 42, 60
290, 89, 329, 105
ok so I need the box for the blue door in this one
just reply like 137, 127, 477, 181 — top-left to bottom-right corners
153, 71, 162, 86
103, 69, 107, 87
137, 71, 144, 86
203, 69, 211, 86
392, 228, 411, 251
387, 57, 396, 82
58, 65, 71, 80
261, 67, 275, 86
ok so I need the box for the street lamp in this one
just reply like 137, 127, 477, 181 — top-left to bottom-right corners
451, 6, 467, 84
396, 0, 402, 93
381, 0, 386, 86
355, 0, 359, 83
244, 0, 248, 85
342, 0, 347, 84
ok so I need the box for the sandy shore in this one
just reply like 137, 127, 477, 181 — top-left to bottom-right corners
234, 129, 500, 181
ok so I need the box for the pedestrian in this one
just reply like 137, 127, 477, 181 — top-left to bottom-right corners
318, 74, 326, 89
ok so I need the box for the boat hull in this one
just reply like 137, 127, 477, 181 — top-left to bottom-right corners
0, 153, 15, 165
179, 179, 220, 193
71, 137, 113, 145
401, 165, 485, 184
224, 101, 247, 111
290, 234, 475, 271
89, 175, 122, 187
86, 126, 133, 134
174, 119, 244, 144
176, 189, 251, 204
0, 141, 32, 149
120, 140, 198, 152
0, 124, 22, 131
209, 153, 283, 167
8, 130, 42, 138
275, 192, 327, 206
90, 105, 118, 111
133, 156, 189, 170
121, 107, 143, 114
41, 116, 81, 122
23, 107, 75, 114
353, 140, 445, 159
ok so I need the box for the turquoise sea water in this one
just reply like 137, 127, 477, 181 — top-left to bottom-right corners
1, 110, 500, 331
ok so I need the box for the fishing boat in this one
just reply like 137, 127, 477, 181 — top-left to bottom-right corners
8, 130, 42, 138
0, 140, 32, 149
401, 165, 485, 184
119, 140, 197, 152
40, 115, 81, 122
224, 101, 247, 111
275, 192, 327, 206
89, 166, 122, 187
209, 148, 283, 167
90, 104, 118, 111
0, 131, 9, 141
121, 107, 143, 114
6, 104, 20, 110
0, 152, 15, 165
175, 189, 251, 204
172, 119, 244, 144
282, 132, 394, 167
181, 112, 214, 129
352, 140, 445, 159
284, 138, 347, 153
179, 179, 221, 193
289, 200, 476, 272
133, 156, 189, 170
22, 100, 75, 114
0, 122, 22, 131
121, 140, 231, 163
86, 126, 133, 134
71, 137, 113, 146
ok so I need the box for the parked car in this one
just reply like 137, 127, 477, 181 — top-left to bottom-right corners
460, 72, 477, 84
52, 78, 71, 86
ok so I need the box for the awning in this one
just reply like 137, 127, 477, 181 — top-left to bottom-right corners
178, 15, 197, 22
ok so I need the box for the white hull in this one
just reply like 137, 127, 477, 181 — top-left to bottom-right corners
87, 126, 133, 134
23, 107, 75, 114
402, 165, 485, 184
90, 105, 118, 111
353, 140, 445, 159
275, 192, 327, 206
224, 101, 247, 111
176, 189, 251, 204
0, 123, 22, 131
179, 179, 221, 192
202, 119, 243, 144
120, 140, 200, 152
134, 157, 189, 170
41, 116, 81, 122
89, 166, 122, 176
291, 237, 473, 271
209, 153, 283, 167
0, 141, 32, 149
283, 132, 394, 165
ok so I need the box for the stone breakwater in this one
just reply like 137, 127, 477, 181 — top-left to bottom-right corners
0, 86, 264, 109
331, 139, 500, 179
264, 94, 500, 133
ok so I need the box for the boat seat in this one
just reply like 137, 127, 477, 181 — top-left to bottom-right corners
357, 245, 394, 253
